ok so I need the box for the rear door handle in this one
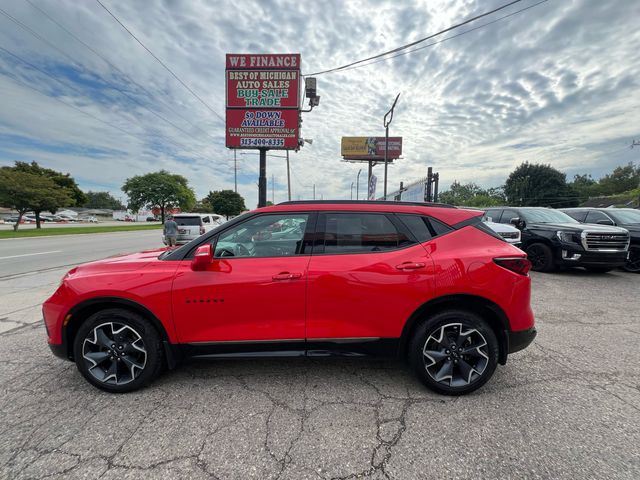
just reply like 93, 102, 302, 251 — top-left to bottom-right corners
272, 272, 302, 281
396, 262, 426, 270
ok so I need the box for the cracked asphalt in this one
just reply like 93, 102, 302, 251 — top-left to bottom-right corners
1, 265, 639, 479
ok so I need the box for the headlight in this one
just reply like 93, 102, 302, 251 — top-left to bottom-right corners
556, 231, 578, 243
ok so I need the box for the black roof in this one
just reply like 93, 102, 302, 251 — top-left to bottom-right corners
278, 200, 456, 209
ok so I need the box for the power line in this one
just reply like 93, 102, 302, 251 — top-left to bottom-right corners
307, 0, 524, 76
0, 5, 224, 158
338, 0, 549, 74
0, 44, 232, 175
23, 0, 219, 141
94, 0, 224, 122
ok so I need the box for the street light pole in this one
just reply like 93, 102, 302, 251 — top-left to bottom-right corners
350, 182, 354, 200
383, 93, 401, 200
356, 169, 362, 200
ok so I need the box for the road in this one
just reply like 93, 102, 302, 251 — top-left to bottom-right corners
0, 236, 639, 478
0, 230, 164, 277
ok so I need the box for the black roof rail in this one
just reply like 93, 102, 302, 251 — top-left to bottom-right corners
277, 200, 456, 209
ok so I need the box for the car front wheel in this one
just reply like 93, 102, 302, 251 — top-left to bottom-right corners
408, 310, 499, 395
526, 243, 555, 272
623, 248, 640, 273
73, 309, 163, 393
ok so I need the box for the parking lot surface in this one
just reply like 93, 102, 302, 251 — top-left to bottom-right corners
1, 264, 639, 479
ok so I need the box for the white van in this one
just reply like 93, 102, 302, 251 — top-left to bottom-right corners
163, 213, 225, 245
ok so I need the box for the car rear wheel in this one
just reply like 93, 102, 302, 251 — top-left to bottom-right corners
526, 243, 555, 272
408, 310, 499, 395
73, 309, 163, 393
622, 248, 640, 273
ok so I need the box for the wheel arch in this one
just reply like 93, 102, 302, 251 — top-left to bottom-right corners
399, 294, 510, 365
63, 297, 171, 361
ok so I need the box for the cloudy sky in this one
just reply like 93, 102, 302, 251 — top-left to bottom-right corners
0, 0, 639, 207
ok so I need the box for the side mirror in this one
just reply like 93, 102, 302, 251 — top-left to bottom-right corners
510, 217, 525, 229
597, 219, 614, 226
191, 244, 212, 271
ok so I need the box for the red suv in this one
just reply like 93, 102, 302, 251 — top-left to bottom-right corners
43, 201, 536, 395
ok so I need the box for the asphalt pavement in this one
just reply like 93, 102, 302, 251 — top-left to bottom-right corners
0, 239, 639, 479
0, 230, 164, 277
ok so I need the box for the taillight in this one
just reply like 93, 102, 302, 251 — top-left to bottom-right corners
494, 257, 531, 275
200, 226, 205, 235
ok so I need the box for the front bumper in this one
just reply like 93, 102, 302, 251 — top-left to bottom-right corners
508, 327, 537, 354
556, 247, 628, 268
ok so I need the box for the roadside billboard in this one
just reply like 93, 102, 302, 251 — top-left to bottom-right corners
226, 54, 300, 150
341, 137, 403, 160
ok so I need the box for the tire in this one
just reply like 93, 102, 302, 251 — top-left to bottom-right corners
585, 267, 613, 273
622, 249, 640, 273
525, 243, 555, 272
408, 310, 499, 395
73, 308, 164, 393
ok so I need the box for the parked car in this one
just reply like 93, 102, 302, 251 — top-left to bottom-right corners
163, 213, 225, 245
44, 201, 535, 395
484, 220, 521, 245
561, 208, 640, 273
146, 216, 158, 222
78, 215, 98, 223
484, 207, 629, 273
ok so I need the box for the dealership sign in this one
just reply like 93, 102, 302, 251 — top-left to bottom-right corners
341, 136, 403, 160
226, 54, 300, 149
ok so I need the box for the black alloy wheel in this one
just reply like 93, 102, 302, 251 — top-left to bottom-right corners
409, 310, 499, 395
623, 248, 640, 273
73, 309, 163, 393
526, 243, 554, 272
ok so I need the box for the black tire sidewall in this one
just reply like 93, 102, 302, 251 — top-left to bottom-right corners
526, 242, 554, 272
408, 310, 499, 395
73, 308, 163, 393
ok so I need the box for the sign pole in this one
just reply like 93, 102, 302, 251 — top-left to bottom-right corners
258, 148, 267, 208
368, 161, 373, 198
286, 150, 291, 201
234, 150, 237, 193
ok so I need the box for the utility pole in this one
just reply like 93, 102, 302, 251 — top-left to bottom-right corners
234, 150, 238, 193
350, 182, 354, 200
271, 174, 275, 204
383, 93, 401, 199
356, 169, 362, 200
313, 184, 316, 200
258, 148, 267, 208
286, 150, 291, 201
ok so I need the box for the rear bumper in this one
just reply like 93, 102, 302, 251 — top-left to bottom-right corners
508, 327, 537, 354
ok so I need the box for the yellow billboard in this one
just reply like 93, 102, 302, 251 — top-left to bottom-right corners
341, 137, 402, 159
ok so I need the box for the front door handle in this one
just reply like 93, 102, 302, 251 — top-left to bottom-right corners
396, 262, 426, 270
272, 272, 302, 281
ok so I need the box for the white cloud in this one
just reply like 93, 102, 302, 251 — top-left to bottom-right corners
0, 0, 639, 207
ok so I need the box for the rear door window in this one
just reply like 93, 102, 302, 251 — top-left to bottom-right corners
317, 213, 414, 254
174, 216, 202, 226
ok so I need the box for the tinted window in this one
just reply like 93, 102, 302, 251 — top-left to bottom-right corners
585, 211, 611, 224
563, 210, 587, 222
214, 213, 309, 258
398, 215, 432, 242
484, 209, 502, 222
520, 209, 578, 223
174, 216, 202, 226
499, 209, 519, 224
320, 213, 414, 254
429, 218, 452, 236
202, 216, 210, 223
607, 209, 640, 224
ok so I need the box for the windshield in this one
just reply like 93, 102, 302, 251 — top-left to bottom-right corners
521, 209, 578, 224
607, 209, 640, 224
173, 216, 202, 226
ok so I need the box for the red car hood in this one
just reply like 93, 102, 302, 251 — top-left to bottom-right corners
72, 248, 168, 275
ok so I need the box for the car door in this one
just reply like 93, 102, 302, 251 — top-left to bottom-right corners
171, 212, 313, 343
306, 212, 435, 342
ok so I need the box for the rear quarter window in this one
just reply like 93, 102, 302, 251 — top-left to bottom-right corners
174, 216, 202, 226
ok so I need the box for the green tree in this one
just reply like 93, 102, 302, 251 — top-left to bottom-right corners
597, 162, 640, 195
14, 161, 86, 207
122, 170, 196, 223
83, 191, 125, 210
191, 200, 213, 213
438, 182, 504, 207
0, 168, 72, 231
569, 173, 599, 201
504, 162, 578, 207
205, 190, 247, 219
